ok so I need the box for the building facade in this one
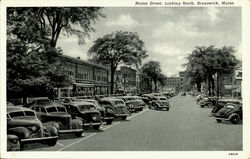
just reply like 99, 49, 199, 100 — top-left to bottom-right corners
114, 66, 137, 93
165, 77, 181, 92
56, 55, 110, 97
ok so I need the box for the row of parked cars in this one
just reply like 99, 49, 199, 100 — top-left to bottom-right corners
7, 92, 175, 151
192, 93, 242, 124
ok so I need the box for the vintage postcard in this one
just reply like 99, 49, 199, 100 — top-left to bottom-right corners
0, 0, 249, 159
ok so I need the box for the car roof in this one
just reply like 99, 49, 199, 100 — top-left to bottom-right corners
31, 101, 64, 108
7, 106, 34, 113
69, 101, 96, 106
101, 98, 124, 102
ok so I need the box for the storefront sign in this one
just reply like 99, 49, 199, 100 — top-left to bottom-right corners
235, 70, 242, 79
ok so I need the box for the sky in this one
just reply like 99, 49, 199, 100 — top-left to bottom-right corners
57, 7, 242, 77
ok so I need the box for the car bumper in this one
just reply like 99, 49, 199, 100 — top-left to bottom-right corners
83, 122, 102, 126
21, 136, 58, 143
59, 128, 83, 134
102, 117, 114, 120
115, 114, 130, 117
214, 117, 230, 121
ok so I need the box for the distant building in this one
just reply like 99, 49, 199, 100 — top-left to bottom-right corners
114, 66, 137, 93
179, 71, 188, 91
165, 77, 181, 92
56, 55, 110, 97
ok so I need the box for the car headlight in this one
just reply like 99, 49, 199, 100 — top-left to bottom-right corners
79, 120, 83, 126
128, 104, 134, 108
28, 126, 38, 132
53, 123, 60, 129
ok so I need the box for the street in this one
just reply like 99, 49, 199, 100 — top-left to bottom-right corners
23, 95, 242, 151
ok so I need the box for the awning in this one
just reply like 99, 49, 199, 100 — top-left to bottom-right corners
74, 83, 94, 87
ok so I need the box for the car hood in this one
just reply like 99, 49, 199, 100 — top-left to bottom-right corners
215, 108, 233, 117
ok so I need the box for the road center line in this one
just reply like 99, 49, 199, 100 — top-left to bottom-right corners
127, 108, 149, 120
57, 133, 97, 151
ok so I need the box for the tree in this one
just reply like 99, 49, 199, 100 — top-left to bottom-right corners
88, 31, 148, 94
158, 73, 167, 92
184, 45, 239, 95
141, 61, 162, 93
35, 7, 104, 47
7, 8, 73, 102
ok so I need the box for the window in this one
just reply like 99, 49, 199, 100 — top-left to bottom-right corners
57, 106, 66, 112
46, 107, 57, 113
41, 107, 46, 113
24, 111, 35, 116
9, 111, 25, 118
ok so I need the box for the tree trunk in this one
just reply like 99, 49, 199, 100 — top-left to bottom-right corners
196, 82, 201, 92
211, 77, 215, 96
208, 77, 211, 96
154, 79, 157, 92
110, 66, 115, 94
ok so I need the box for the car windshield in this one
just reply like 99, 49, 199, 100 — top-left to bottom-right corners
57, 106, 66, 112
115, 100, 124, 105
79, 105, 96, 111
46, 106, 58, 113
9, 111, 25, 118
159, 98, 166, 100
24, 111, 35, 116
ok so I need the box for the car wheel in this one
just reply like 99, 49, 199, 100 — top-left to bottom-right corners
166, 108, 169, 111
200, 105, 204, 108
75, 131, 83, 137
230, 115, 240, 124
106, 119, 113, 125
216, 119, 222, 123
122, 116, 127, 120
93, 125, 101, 130
47, 139, 57, 146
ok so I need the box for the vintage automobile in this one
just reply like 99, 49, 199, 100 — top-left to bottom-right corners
99, 98, 130, 120
141, 94, 155, 105
119, 96, 146, 111
198, 96, 217, 108
149, 96, 170, 111
64, 101, 103, 129
7, 106, 59, 150
210, 98, 242, 115
7, 134, 20, 151
29, 98, 84, 137
211, 103, 242, 124
80, 99, 115, 125
180, 92, 186, 97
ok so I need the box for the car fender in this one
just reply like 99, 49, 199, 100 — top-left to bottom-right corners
42, 124, 58, 136
8, 127, 32, 139
72, 118, 83, 129
228, 113, 240, 121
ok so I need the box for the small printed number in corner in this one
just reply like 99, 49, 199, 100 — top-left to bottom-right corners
228, 153, 238, 156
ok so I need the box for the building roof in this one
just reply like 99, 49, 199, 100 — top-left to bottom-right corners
59, 54, 109, 70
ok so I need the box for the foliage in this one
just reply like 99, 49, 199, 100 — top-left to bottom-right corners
88, 31, 148, 93
140, 61, 162, 92
184, 45, 239, 94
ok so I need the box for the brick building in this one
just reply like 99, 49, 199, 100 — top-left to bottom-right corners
56, 55, 110, 97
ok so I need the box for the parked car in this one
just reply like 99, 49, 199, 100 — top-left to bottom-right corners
64, 101, 103, 129
198, 96, 217, 108
149, 96, 170, 111
99, 98, 130, 120
210, 98, 242, 115
141, 94, 155, 105
119, 96, 146, 111
7, 134, 20, 151
29, 98, 84, 137
211, 103, 242, 124
180, 92, 186, 97
80, 99, 115, 125
7, 106, 59, 150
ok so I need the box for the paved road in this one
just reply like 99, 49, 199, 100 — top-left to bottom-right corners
25, 95, 242, 151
